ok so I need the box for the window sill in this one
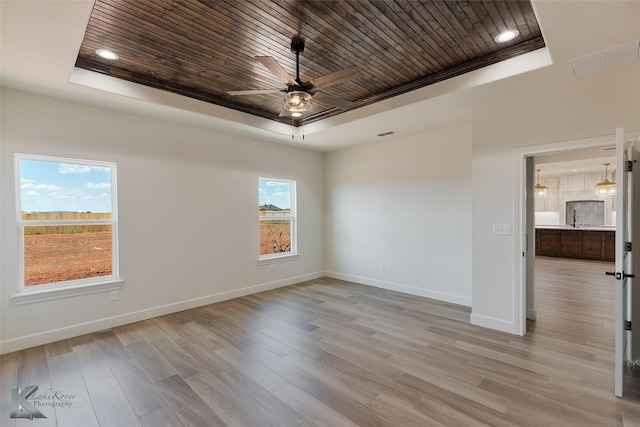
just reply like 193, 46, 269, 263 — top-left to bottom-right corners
257, 253, 299, 266
11, 279, 124, 305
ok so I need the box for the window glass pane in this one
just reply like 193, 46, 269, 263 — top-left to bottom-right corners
18, 156, 116, 289
20, 159, 112, 216
259, 218, 291, 255
259, 179, 293, 257
24, 225, 113, 286
259, 179, 291, 212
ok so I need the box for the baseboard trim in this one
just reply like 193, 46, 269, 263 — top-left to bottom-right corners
470, 313, 516, 335
324, 271, 471, 307
0, 271, 324, 354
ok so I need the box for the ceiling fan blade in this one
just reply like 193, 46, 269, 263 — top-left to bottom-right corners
255, 56, 297, 85
310, 66, 361, 88
227, 89, 282, 96
313, 92, 354, 110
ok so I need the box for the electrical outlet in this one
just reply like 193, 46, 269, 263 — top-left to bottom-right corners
269, 264, 275, 272
379, 263, 385, 271
493, 224, 511, 235
110, 290, 119, 301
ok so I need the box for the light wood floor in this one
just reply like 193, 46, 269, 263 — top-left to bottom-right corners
2, 258, 640, 426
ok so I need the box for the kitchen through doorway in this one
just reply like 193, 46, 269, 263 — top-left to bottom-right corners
517, 131, 640, 398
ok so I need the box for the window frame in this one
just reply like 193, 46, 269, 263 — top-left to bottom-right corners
12, 154, 122, 304
258, 177, 298, 263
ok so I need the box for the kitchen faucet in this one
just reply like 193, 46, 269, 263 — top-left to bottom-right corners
572, 210, 576, 228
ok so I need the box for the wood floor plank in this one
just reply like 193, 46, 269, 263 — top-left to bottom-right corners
93, 330, 131, 366
126, 340, 177, 382
185, 371, 266, 426
175, 401, 227, 427
234, 342, 317, 390
283, 350, 376, 405
150, 339, 202, 379
155, 374, 205, 411
44, 340, 72, 359
73, 342, 113, 386
367, 392, 447, 427
303, 380, 397, 426
273, 383, 360, 427
47, 352, 99, 427
111, 322, 147, 346
110, 358, 167, 417
215, 368, 305, 427
16, 346, 50, 386
0, 354, 17, 426
479, 376, 619, 427
399, 372, 526, 427
214, 345, 289, 393
139, 406, 186, 427
86, 377, 141, 427
172, 336, 231, 375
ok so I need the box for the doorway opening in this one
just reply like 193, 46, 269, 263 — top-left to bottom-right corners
513, 133, 618, 336
514, 130, 640, 398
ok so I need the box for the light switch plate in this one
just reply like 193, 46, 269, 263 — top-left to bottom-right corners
493, 224, 511, 235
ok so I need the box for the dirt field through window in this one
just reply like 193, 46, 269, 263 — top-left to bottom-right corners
24, 232, 112, 286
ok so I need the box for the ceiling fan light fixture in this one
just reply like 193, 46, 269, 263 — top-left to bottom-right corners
284, 90, 312, 114
495, 29, 519, 43
594, 162, 616, 195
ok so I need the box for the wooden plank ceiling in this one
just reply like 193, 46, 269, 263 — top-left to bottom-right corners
76, 0, 545, 126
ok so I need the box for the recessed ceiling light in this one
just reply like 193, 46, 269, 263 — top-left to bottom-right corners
96, 48, 119, 60
495, 30, 519, 43
291, 112, 303, 118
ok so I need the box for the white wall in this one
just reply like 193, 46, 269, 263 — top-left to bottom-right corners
324, 122, 473, 306
0, 89, 325, 353
2, 49, 639, 355
471, 62, 640, 333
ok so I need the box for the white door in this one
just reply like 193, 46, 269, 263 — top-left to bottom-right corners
632, 136, 640, 369
612, 128, 637, 397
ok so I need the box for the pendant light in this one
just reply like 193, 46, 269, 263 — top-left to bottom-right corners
594, 162, 616, 195
534, 169, 547, 197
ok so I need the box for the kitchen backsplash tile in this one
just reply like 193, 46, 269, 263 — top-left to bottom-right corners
566, 200, 604, 226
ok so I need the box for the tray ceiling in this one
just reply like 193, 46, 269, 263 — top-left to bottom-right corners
76, 0, 545, 126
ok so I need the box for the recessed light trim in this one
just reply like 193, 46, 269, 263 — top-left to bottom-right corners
495, 30, 519, 43
96, 48, 119, 60
291, 112, 303, 118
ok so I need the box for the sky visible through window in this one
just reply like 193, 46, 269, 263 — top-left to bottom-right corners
259, 179, 291, 210
20, 159, 112, 213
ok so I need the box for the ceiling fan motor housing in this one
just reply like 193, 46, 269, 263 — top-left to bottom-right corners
290, 36, 305, 54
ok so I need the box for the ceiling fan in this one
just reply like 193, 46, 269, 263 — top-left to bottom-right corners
227, 36, 361, 118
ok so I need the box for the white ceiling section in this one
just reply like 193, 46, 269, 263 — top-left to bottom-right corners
1, 1, 640, 151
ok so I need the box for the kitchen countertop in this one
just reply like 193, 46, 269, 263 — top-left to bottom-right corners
535, 225, 615, 231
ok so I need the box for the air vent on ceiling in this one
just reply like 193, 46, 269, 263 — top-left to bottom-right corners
570, 39, 640, 76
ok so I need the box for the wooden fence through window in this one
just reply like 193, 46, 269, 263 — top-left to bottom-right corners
21, 213, 112, 235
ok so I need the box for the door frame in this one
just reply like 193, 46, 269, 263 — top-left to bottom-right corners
513, 132, 639, 335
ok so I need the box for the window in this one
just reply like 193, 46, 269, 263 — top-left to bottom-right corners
259, 178, 296, 260
14, 154, 120, 300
